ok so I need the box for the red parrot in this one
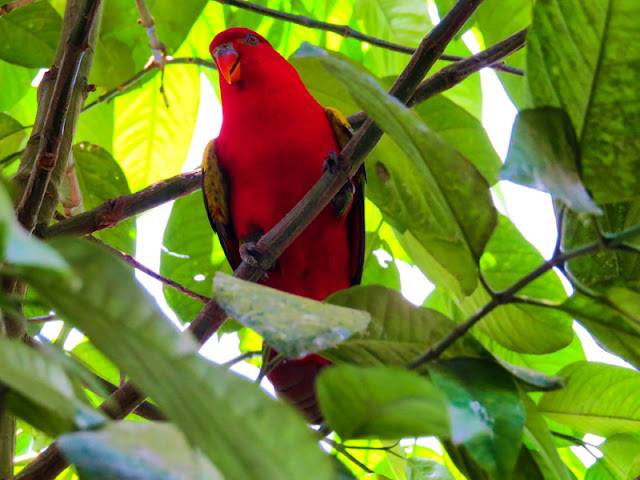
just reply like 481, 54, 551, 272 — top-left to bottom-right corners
203, 28, 365, 424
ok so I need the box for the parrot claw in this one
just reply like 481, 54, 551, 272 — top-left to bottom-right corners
322, 151, 340, 175
240, 242, 269, 281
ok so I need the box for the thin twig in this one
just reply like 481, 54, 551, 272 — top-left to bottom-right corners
408, 224, 640, 369
213, 0, 521, 74
322, 438, 374, 474
221, 350, 261, 368
27, 314, 57, 324
135, 0, 165, 66
256, 354, 283, 384
15, 0, 101, 234
0, 0, 40, 17
90, 237, 210, 304
40, 170, 201, 238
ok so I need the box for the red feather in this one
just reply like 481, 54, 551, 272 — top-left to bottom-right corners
209, 28, 363, 423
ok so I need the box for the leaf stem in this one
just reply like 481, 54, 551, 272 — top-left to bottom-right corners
0, 0, 40, 17
322, 438, 374, 474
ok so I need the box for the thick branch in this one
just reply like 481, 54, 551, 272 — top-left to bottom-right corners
41, 171, 201, 238
15, 0, 101, 233
213, 0, 519, 74
407, 224, 640, 369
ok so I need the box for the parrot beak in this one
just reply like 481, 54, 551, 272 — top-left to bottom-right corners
213, 44, 241, 84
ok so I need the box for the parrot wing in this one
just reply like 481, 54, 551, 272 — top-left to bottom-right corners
202, 139, 242, 269
325, 107, 366, 286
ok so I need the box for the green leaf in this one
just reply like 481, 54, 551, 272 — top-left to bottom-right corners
459, 215, 573, 353
406, 457, 455, 480
26, 238, 332, 480
317, 365, 449, 440
160, 191, 230, 326
561, 292, 640, 370
585, 434, 640, 480
295, 45, 496, 295
59, 422, 223, 480
415, 95, 501, 186
213, 272, 370, 357
501, 108, 601, 214
527, 0, 640, 202
521, 395, 571, 480
429, 358, 524, 480
72, 143, 135, 254
496, 360, 565, 392
561, 201, 640, 293
0, 337, 105, 437
0, 179, 70, 275
322, 285, 487, 366
539, 361, 640, 436
70, 341, 120, 388
0, 60, 36, 112
354, 0, 431, 76
0, 112, 26, 161
473, 0, 530, 107
114, 63, 200, 191
0, 1, 62, 68
75, 101, 114, 154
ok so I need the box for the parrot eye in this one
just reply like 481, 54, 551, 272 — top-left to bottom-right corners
244, 33, 259, 46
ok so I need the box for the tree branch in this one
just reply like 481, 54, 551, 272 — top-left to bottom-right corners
407, 223, 640, 369
40, 171, 201, 238
213, 0, 520, 74
0, 0, 40, 17
135, 0, 165, 66
15, 0, 101, 234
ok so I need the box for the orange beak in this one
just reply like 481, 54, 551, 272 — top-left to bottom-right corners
213, 45, 241, 84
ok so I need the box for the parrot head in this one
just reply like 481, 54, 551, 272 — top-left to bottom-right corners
209, 28, 274, 85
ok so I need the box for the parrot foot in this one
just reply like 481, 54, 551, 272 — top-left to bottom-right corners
240, 242, 269, 281
322, 150, 340, 175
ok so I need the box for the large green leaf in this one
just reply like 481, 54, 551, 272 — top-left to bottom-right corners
585, 434, 640, 480
317, 365, 449, 440
213, 272, 370, 357
0, 1, 62, 68
26, 238, 332, 480
521, 395, 571, 480
0, 337, 104, 437
114, 63, 199, 191
353, 0, 431, 77
322, 285, 487, 366
561, 292, 640, 370
501, 108, 601, 214
160, 191, 230, 326
459, 215, 573, 353
59, 422, 223, 480
90, 0, 207, 89
414, 95, 500, 185
473, 0, 531, 107
295, 45, 496, 295
429, 359, 524, 480
561, 201, 640, 294
72, 143, 135, 255
538, 361, 640, 436
527, 0, 640, 202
